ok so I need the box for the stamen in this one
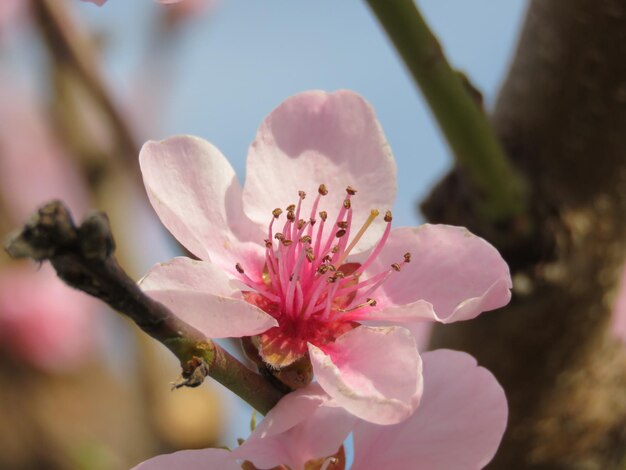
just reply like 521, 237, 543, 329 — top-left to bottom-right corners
335, 209, 380, 266
286, 204, 296, 212
346, 185, 357, 195
272, 208, 283, 218
323, 280, 341, 319
335, 229, 346, 238
285, 243, 308, 316
336, 298, 377, 313
343, 199, 351, 209
298, 190, 306, 200
318, 184, 328, 195
319, 211, 328, 221
337, 221, 348, 229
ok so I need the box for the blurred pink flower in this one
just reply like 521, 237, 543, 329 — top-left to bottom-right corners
0, 0, 28, 33
0, 73, 97, 373
0, 265, 96, 373
133, 350, 508, 470
139, 90, 512, 425
0, 74, 90, 223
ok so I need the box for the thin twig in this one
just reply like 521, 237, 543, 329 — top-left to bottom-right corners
365, 0, 528, 222
4, 201, 284, 414
33, 0, 139, 163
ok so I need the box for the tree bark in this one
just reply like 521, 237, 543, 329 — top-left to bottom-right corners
422, 0, 626, 468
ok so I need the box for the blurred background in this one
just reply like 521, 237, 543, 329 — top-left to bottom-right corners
0, 0, 527, 468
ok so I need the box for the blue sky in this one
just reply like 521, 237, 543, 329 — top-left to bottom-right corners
80, 0, 528, 229
78, 0, 528, 450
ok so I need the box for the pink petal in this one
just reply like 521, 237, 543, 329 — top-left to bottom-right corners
308, 326, 422, 425
351, 349, 508, 470
358, 225, 511, 324
140, 257, 276, 338
243, 90, 396, 253
132, 448, 239, 470
234, 383, 355, 469
140, 136, 265, 277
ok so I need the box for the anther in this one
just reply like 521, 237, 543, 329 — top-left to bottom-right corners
331, 245, 340, 253
404, 252, 411, 263
337, 221, 348, 229
298, 190, 306, 200
391, 263, 401, 272
346, 186, 357, 195
384, 210, 392, 223
282, 239, 293, 247
327, 264, 337, 271
318, 184, 328, 196
264, 239, 272, 248
327, 275, 338, 283
338, 298, 377, 313
274, 232, 285, 240
334, 271, 345, 279
322, 255, 332, 263
335, 229, 347, 238
317, 265, 330, 274
300, 235, 312, 244
286, 204, 296, 212
272, 208, 283, 218
319, 211, 328, 221
235, 263, 245, 274
343, 199, 351, 209
297, 219, 306, 229
310, 218, 317, 226
287, 210, 296, 222
306, 250, 315, 262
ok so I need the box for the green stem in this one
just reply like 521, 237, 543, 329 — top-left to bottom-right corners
365, 0, 527, 221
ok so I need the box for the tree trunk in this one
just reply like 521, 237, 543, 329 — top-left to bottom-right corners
422, 0, 626, 468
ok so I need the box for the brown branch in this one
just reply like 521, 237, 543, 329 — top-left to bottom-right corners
4, 201, 284, 414
423, 0, 626, 468
32, 0, 139, 163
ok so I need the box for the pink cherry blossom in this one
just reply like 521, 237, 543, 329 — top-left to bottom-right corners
139, 90, 512, 425
133, 349, 508, 470
0, 265, 96, 373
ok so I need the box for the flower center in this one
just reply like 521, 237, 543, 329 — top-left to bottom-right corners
236, 185, 409, 358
